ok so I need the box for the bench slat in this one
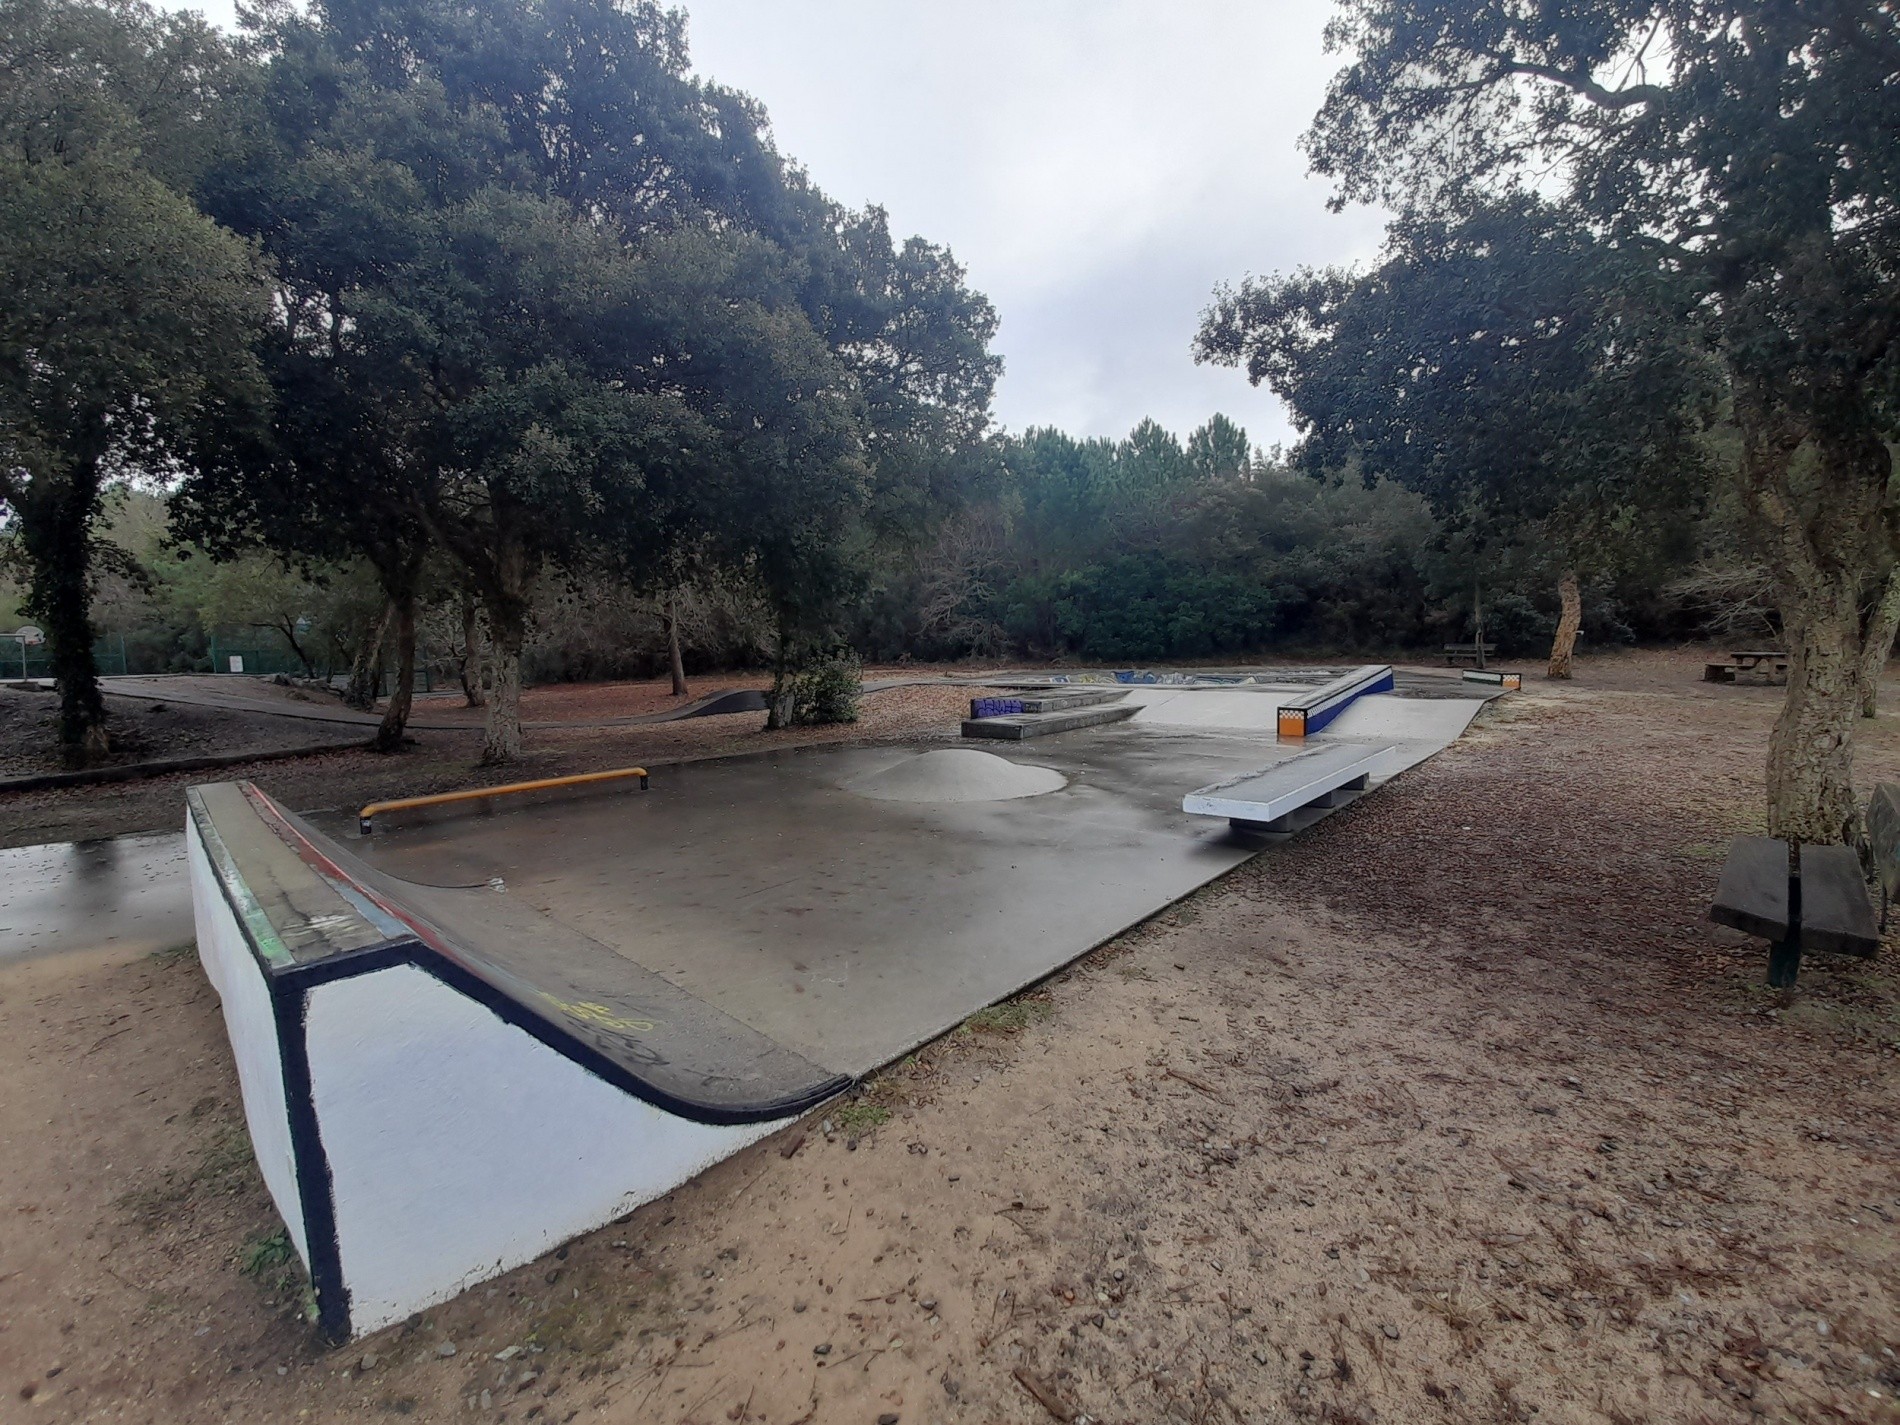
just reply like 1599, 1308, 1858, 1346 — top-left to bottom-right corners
1709, 835, 1790, 942
1798, 844, 1879, 957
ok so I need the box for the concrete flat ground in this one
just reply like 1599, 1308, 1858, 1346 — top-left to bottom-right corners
314, 688, 1485, 1086
0, 831, 190, 961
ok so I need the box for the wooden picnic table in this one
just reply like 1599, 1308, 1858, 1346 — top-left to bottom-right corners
1705, 649, 1789, 683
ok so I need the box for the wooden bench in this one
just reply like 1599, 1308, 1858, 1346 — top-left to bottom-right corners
1709, 835, 1878, 986
1443, 642, 1497, 667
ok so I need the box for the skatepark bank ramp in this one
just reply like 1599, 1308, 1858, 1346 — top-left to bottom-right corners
188, 781, 837, 1340
187, 678, 1496, 1338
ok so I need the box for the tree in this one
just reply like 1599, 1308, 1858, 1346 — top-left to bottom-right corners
0, 0, 266, 763
1296, 0, 1900, 841
1186, 414, 1253, 483
170, 552, 362, 678
1198, 197, 1714, 679
186, 0, 996, 763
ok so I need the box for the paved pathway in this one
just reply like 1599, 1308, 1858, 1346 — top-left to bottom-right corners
92, 674, 1020, 732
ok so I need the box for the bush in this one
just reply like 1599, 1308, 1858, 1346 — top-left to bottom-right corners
1481, 592, 1554, 657
783, 650, 861, 726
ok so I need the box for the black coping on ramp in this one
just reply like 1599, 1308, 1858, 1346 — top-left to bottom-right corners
204, 782, 845, 1123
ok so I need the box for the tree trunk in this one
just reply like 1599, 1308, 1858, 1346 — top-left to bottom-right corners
1858, 566, 1900, 718
459, 597, 485, 708
17, 454, 109, 766
1546, 570, 1582, 680
274, 618, 318, 678
1739, 404, 1892, 847
1768, 581, 1866, 846
344, 602, 392, 711
481, 612, 524, 765
765, 621, 794, 730
666, 593, 688, 697
477, 542, 531, 766
44, 508, 108, 764
372, 588, 418, 753
1472, 571, 1486, 671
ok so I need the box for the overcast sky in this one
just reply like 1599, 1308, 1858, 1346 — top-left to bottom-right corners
676, 2, 1387, 448
169, 0, 1388, 448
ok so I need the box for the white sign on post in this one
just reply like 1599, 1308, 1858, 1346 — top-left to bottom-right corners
228, 655, 245, 674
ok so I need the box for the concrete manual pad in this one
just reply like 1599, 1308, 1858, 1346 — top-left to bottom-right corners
315, 686, 1489, 1087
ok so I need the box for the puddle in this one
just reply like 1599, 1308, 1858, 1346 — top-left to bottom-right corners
0, 831, 191, 963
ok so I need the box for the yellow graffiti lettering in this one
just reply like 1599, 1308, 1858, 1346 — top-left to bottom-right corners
540, 996, 655, 1034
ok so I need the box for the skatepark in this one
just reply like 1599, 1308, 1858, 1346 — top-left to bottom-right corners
5, 652, 1896, 1424
182, 667, 1491, 1337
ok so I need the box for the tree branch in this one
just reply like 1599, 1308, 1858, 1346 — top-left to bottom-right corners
1487, 55, 1669, 112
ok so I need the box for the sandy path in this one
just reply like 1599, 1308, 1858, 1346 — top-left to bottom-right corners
0, 651, 1895, 1424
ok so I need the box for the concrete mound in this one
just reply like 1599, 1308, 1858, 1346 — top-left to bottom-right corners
844, 749, 1067, 803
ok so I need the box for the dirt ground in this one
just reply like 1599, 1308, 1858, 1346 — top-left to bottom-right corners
0, 679, 1000, 849
2, 649, 1897, 1424
0, 684, 350, 779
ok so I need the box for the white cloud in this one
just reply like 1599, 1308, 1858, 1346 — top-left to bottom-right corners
675, 0, 1388, 446
161, 0, 1389, 446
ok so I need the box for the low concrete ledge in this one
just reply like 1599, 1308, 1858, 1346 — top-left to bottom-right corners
1183, 741, 1398, 831
961, 703, 1138, 741
1276, 665, 1395, 739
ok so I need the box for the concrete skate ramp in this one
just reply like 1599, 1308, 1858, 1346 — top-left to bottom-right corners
1125, 685, 1291, 730
319, 730, 1296, 1078
843, 747, 1067, 802
187, 680, 1495, 1339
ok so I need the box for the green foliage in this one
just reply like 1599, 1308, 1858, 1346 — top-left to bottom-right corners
170, 0, 997, 760
859, 428, 1464, 663
781, 650, 862, 727
1002, 555, 1280, 663
831, 1101, 890, 1133
1295, 0, 1900, 832
238, 1228, 295, 1281
0, 0, 268, 758
1196, 195, 1716, 584
965, 999, 1053, 1034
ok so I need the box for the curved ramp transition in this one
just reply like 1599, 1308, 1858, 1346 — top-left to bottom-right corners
187, 781, 839, 1341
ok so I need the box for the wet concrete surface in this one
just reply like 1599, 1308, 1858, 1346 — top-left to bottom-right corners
0, 831, 191, 964
2, 681, 1486, 1056
308, 692, 1486, 1081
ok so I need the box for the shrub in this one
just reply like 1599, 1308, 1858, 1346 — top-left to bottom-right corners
783, 649, 861, 726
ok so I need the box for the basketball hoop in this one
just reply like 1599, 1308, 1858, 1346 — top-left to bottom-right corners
6, 625, 44, 682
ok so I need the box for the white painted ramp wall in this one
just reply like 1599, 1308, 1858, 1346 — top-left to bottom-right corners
304, 965, 791, 1334
187, 818, 310, 1267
